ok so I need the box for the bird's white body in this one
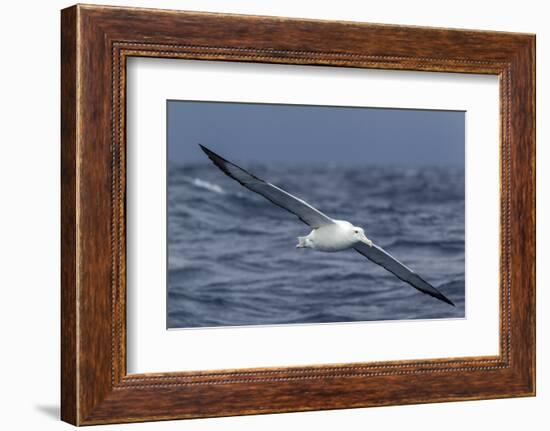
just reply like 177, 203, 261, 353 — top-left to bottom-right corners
297, 220, 372, 252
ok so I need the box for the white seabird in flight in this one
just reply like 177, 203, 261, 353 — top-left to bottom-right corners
199, 144, 455, 306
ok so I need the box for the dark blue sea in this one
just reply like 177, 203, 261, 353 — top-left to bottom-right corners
167, 163, 465, 328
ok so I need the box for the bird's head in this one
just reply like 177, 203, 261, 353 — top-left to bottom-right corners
350, 225, 373, 247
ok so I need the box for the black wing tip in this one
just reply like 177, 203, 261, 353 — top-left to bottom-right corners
422, 278, 455, 306
198, 143, 208, 151
198, 143, 265, 184
198, 143, 215, 157
198, 144, 228, 169
198, 143, 222, 160
413, 280, 455, 306
438, 294, 455, 306
430, 282, 455, 306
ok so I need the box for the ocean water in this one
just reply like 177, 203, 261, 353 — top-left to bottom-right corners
167, 163, 465, 328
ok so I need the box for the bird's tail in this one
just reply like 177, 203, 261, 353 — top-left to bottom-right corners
296, 236, 307, 248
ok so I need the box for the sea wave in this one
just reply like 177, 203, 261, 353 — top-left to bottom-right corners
189, 177, 226, 194
167, 163, 465, 328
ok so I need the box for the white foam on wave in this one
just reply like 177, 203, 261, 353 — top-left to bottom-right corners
190, 178, 225, 194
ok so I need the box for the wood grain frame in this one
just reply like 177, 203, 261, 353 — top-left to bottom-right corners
61, 4, 535, 426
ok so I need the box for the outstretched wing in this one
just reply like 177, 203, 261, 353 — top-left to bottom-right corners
354, 241, 455, 306
199, 145, 334, 228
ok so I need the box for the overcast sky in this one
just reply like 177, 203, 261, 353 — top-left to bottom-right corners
167, 100, 464, 167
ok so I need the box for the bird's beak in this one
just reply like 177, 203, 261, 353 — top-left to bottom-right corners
360, 234, 373, 247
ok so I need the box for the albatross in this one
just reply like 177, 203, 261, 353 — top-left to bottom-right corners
199, 144, 454, 306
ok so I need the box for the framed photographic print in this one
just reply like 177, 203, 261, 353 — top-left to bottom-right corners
61, 4, 535, 425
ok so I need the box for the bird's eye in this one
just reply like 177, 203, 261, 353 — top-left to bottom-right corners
354, 230, 358, 233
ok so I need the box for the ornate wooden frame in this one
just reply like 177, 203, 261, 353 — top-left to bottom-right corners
61, 4, 535, 425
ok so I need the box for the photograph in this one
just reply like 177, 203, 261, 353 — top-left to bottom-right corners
167, 100, 466, 328
52, 2, 536, 426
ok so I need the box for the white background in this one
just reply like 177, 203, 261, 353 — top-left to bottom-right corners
127, 59, 500, 373
0, 1, 546, 430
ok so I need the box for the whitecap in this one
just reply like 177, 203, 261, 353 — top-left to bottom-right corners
191, 178, 225, 194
